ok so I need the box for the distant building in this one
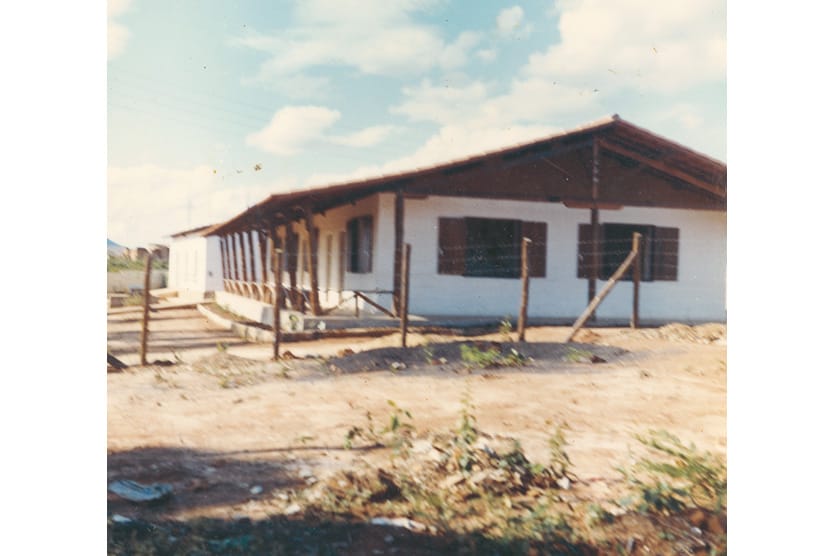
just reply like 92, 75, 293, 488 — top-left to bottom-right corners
167, 224, 224, 300
149, 243, 170, 262
127, 247, 150, 263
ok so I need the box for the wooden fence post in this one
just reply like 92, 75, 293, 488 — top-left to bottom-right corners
567, 246, 639, 342
273, 248, 283, 360
517, 237, 531, 342
139, 253, 153, 365
631, 232, 642, 329
400, 243, 411, 348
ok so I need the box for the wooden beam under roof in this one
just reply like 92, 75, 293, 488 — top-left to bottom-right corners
598, 139, 726, 198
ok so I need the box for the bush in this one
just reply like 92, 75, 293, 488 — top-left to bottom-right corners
619, 430, 727, 514
460, 343, 528, 369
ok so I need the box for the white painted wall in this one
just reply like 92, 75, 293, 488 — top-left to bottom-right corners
191, 192, 726, 323
168, 235, 223, 299
372, 194, 726, 322
304, 195, 391, 311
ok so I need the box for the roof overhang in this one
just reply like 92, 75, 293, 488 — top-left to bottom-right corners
204, 116, 726, 236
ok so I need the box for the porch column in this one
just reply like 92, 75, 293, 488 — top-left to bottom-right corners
286, 224, 301, 311
304, 206, 322, 315
241, 231, 251, 297
588, 138, 601, 320
230, 233, 241, 281
392, 189, 404, 316
218, 235, 228, 289
268, 222, 282, 306
248, 229, 258, 297
258, 229, 268, 285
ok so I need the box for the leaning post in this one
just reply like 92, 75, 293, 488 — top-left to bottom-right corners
273, 248, 284, 360
399, 243, 411, 348
139, 253, 154, 366
630, 232, 642, 329
517, 237, 532, 342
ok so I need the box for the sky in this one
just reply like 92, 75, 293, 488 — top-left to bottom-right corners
107, 0, 726, 248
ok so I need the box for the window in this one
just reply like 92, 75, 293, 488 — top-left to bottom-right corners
577, 223, 679, 282
347, 215, 373, 274
438, 217, 547, 278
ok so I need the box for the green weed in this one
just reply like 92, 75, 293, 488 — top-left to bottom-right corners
460, 343, 527, 369
619, 430, 727, 514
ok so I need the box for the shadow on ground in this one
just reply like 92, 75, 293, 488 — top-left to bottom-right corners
108, 512, 595, 556
107, 446, 595, 555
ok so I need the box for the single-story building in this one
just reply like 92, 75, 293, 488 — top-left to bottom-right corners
167, 224, 224, 301
171, 115, 727, 325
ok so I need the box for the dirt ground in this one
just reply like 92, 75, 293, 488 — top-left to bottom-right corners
107, 308, 726, 553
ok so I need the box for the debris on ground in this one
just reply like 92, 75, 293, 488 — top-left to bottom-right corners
369, 517, 430, 532
108, 480, 173, 503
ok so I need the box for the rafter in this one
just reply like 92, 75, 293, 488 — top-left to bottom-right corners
598, 139, 725, 198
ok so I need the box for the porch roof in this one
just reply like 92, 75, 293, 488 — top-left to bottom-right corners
204, 115, 727, 236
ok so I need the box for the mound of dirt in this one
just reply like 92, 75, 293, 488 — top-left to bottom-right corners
190, 352, 265, 374
326, 340, 628, 374
627, 323, 726, 345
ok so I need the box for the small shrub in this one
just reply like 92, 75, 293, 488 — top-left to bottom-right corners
619, 430, 727, 514
547, 422, 574, 478
453, 385, 479, 473
216, 342, 228, 353
344, 402, 415, 453
460, 343, 528, 369
499, 318, 514, 342
564, 347, 593, 363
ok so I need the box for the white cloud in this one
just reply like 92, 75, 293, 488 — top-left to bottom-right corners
246, 106, 341, 156
392, 79, 489, 124
235, 0, 480, 85
525, 0, 725, 94
477, 48, 497, 62
244, 74, 332, 101
438, 31, 483, 69
108, 165, 297, 247
497, 6, 532, 38
306, 122, 559, 187
246, 106, 399, 154
108, 0, 132, 60
331, 125, 399, 148
392, 78, 597, 129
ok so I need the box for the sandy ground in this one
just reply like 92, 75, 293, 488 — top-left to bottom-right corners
107, 308, 726, 522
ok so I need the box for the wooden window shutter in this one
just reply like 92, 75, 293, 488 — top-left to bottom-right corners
652, 226, 679, 281
521, 221, 547, 278
437, 217, 466, 275
577, 223, 593, 278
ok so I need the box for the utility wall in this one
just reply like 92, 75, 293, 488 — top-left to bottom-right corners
107, 270, 168, 293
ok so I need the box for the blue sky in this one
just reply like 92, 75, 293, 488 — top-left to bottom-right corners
108, 0, 726, 247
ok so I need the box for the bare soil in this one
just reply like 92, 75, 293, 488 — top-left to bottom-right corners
108, 309, 726, 554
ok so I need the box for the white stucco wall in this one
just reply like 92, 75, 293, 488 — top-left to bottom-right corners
371, 194, 726, 322
168, 235, 223, 299
194, 191, 725, 323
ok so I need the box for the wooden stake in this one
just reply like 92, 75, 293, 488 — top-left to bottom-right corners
139, 253, 153, 365
517, 237, 531, 342
631, 232, 642, 329
273, 248, 283, 360
399, 243, 411, 348
567, 248, 638, 342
